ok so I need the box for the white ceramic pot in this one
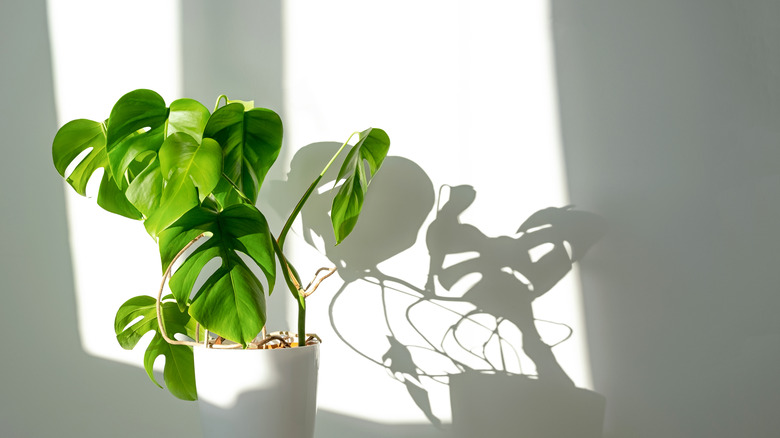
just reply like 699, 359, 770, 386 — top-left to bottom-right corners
194, 344, 320, 438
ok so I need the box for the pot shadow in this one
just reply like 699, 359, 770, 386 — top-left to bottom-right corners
268, 143, 608, 436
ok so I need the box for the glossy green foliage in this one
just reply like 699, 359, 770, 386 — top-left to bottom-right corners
143, 134, 222, 236
52, 88, 390, 400
52, 119, 107, 195
114, 295, 199, 400
331, 128, 391, 244
203, 104, 283, 206
51, 90, 223, 234
52, 119, 143, 220
159, 203, 276, 346
105, 89, 168, 184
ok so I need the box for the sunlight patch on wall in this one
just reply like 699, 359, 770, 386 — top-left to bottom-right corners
47, 0, 182, 366
282, 0, 594, 426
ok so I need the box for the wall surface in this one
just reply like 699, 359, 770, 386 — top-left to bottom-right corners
552, 0, 780, 437
0, 1, 202, 437
2, 0, 778, 437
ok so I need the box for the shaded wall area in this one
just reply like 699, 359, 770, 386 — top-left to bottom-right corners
552, 1, 780, 436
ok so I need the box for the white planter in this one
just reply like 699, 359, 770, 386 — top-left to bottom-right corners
194, 344, 320, 438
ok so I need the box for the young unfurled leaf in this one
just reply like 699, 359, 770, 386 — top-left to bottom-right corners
331, 128, 390, 244
158, 203, 276, 346
114, 295, 199, 401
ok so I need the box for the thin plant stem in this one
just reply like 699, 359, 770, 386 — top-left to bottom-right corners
277, 131, 359, 347
155, 233, 208, 348
213, 95, 228, 113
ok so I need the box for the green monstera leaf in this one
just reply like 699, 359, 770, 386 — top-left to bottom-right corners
106, 92, 213, 231
114, 295, 199, 401
331, 127, 390, 244
166, 98, 211, 142
143, 133, 223, 237
52, 118, 143, 220
52, 90, 214, 225
158, 203, 276, 346
203, 103, 283, 206
125, 156, 164, 218
97, 170, 143, 219
105, 89, 169, 183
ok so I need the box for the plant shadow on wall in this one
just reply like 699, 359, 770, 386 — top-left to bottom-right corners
269, 143, 608, 437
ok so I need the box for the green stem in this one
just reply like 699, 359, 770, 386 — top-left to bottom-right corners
220, 173, 253, 205
298, 300, 306, 347
276, 131, 359, 347
270, 237, 305, 346
213, 95, 228, 113
278, 131, 360, 248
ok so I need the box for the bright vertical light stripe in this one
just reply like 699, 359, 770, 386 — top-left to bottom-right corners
47, 0, 182, 365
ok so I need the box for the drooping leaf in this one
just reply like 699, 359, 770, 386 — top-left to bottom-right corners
143, 335, 198, 401
331, 127, 390, 244
143, 134, 223, 237
114, 295, 198, 401
203, 104, 283, 206
158, 203, 276, 345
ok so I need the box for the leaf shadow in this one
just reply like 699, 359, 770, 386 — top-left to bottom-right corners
268, 143, 608, 435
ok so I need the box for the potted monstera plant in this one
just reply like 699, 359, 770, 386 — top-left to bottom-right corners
52, 89, 389, 437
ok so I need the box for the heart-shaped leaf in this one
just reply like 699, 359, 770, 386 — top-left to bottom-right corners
114, 295, 198, 401
158, 203, 276, 346
203, 104, 283, 206
52, 119, 106, 194
143, 134, 223, 237
166, 98, 211, 142
331, 127, 390, 243
105, 89, 169, 183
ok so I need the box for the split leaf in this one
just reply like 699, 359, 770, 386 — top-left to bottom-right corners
105, 89, 168, 183
158, 203, 276, 346
114, 295, 198, 401
52, 118, 142, 220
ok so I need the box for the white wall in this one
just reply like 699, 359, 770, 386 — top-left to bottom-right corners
3, 0, 778, 437
0, 1, 202, 437
552, 0, 780, 437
